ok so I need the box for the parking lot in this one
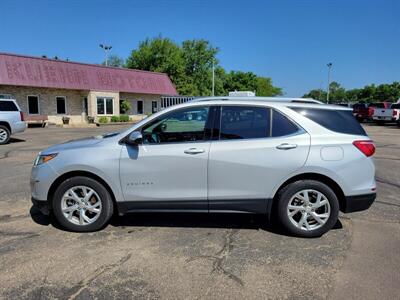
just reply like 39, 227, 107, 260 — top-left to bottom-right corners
0, 124, 399, 299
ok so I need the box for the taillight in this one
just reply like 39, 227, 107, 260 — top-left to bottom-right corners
353, 140, 375, 157
20, 111, 25, 121
393, 110, 398, 117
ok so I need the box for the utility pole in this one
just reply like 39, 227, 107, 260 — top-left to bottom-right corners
99, 44, 112, 66
326, 63, 332, 103
212, 59, 215, 96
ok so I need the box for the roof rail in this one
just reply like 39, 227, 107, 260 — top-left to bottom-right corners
191, 96, 323, 104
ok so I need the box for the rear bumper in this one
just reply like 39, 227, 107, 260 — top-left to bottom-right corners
12, 121, 26, 134
342, 193, 376, 213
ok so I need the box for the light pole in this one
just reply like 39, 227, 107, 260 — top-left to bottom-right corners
99, 44, 112, 66
212, 59, 215, 96
326, 62, 332, 103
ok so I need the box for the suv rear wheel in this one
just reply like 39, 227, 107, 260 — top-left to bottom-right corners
0, 125, 10, 145
276, 180, 339, 238
52, 176, 114, 232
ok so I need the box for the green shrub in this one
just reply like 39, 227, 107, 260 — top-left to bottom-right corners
120, 100, 131, 114
110, 116, 119, 122
119, 114, 129, 122
98, 116, 108, 123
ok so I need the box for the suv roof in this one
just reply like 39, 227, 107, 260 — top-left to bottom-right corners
192, 96, 323, 104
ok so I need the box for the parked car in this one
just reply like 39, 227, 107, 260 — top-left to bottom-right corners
372, 103, 397, 124
0, 99, 26, 144
368, 102, 391, 122
391, 103, 400, 125
31, 96, 376, 238
352, 103, 369, 122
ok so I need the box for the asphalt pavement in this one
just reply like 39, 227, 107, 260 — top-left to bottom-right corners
0, 124, 398, 299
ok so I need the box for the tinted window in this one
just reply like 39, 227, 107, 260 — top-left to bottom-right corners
391, 104, 400, 109
369, 103, 384, 108
291, 107, 366, 136
142, 107, 210, 144
220, 106, 270, 140
56, 97, 66, 114
272, 110, 300, 137
0, 101, 18, 111
353, 103, 367, 109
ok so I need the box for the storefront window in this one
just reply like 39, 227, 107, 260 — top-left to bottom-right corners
97, 97, 113, 115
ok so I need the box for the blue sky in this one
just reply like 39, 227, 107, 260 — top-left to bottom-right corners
1, 0, 399, 96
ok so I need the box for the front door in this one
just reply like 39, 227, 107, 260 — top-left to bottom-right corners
119, 106, 212, 210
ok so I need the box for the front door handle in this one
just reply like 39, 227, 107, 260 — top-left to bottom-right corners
276, 143, 298, 150
184, 148, 205, 155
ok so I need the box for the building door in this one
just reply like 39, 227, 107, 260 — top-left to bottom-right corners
27, 95, 39, 114
137, 101, 143, 114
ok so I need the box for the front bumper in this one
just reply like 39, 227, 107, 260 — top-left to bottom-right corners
31, 197, 50, 215
342, 193, 376, 213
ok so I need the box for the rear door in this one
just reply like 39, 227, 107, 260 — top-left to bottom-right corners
208, 105, 310, 213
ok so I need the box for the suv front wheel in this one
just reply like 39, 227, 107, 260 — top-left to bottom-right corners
52, 176, 114, 232
276, 180, 339, 238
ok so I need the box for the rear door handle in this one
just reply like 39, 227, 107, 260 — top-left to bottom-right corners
276, 143, 298, 150
184, 148, 205, 155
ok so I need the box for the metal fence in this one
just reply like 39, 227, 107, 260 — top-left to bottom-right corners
161, 96, 195, 109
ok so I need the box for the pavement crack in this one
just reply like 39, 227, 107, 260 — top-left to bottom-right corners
66, 252, 132, 300
187, 229, 243, 286
376, 177, 400, 189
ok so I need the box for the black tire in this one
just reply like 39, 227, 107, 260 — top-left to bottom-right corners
276, 180, 339, 238
0, 125, 11, 145
52, 176, 114, 232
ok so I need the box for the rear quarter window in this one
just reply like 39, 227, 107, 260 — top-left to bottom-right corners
0, 101, 18, 111
290, 107, 367, 136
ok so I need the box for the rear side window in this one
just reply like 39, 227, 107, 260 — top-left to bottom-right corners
391, 104, 400, 109
0, 101, 18, 111
290, 107, 367, 136
271, 109, 300, 137
220, 106, 270, 140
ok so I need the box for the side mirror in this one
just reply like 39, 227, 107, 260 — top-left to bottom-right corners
126, 131, 143, 145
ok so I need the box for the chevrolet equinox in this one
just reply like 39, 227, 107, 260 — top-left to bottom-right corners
31, 97, 376, 237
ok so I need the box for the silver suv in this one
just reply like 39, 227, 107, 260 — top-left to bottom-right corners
0, 99, 26, 144
31, 97, 376, 237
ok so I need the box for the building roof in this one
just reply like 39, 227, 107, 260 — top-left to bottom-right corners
0, 53, 178, 95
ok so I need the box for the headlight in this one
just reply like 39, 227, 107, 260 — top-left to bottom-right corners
34, 153, 58, 166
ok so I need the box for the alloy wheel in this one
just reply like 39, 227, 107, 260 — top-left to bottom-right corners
0, 128, 8, 143
61, 186, 102, 226
287, 189, 331, 231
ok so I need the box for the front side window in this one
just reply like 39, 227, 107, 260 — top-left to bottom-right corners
97, 98, 113, 115
220, 106, 270, 140
28, 96, 39, 114
56, 97, 66, 114
142, 107, 210, 144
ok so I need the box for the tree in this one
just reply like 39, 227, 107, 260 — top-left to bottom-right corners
256, 77, 282, 96
303, 81, 400, 103
102, 55, 125, 67
181, 39, 219, 96
125, 36, 282, 96
125, 37, 185, 91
